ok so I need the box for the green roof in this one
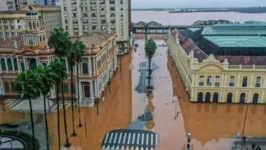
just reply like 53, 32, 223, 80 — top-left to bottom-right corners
245, 20, 266, 24
212, 23, 266, 27
204, 36, 266, 47
202, 26, 266, 35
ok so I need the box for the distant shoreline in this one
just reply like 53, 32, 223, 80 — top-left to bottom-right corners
132, 7, 266, 13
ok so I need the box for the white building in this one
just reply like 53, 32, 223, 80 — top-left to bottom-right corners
60, 0, 131, 54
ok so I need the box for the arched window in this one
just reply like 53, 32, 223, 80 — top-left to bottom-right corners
207, 76, 212, 86
255, 77, 261, 87
197, 92, 203, 102
229, 76, 234, 87
242, 76, 248, 87
252, 93, 259, 104
40, 36, 42, 42
213, 92, 219, 103
7, 58, 12, 71
205, 92, 211, 102
4, 82, 9, 92
215, 76, 220, 86
240, 93, 246, 104
227, 93, 233, 103
29, 39, 33, 45
43, 35, 45, 41
1, 58, 6, 71
29, 22, 32, 30
13, 59, 18, 71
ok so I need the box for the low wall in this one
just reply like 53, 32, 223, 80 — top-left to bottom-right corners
134, 34, 165, 40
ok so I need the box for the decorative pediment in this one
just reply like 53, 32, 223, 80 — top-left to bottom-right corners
199, 64, 223, 73
21, 50, 37, 55
202, 54, 220, 64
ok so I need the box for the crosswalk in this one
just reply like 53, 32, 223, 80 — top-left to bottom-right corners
102, 129, 159, 150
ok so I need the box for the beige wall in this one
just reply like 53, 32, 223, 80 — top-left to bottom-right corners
167, 31, 266, 104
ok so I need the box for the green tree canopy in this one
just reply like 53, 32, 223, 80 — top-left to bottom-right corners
146, 38, 157, 59
48, 27, 72, 58
49, 60, 67, 85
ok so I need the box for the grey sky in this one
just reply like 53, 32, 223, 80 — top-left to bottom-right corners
132, 0, 266, 8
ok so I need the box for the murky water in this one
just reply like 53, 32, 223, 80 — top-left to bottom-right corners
3, 40, 266, 150
132, 11, 266, 25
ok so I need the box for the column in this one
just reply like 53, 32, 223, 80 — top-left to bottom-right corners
261, 90, 265, 103
235, 90, 239, 103
250, 73, 254, 87
89, 57, 92, 76
263, 74, 266, 88
90, 80, 94, 100
247, 90, 252, 103
11, 57, 14, 72
237, 73, 241, 87
79, 81, 83, 105
94, 57, 97, 75
4, 57, 7, 72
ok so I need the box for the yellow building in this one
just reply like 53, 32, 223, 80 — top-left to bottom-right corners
0, 5, 61, 41
167, 29, 266, 104
0, 7, 118, 107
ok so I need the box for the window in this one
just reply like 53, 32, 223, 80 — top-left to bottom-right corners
1, 58, 6, 71
120, 0, 123, 4
64, 84, 69, 93
21, 63, 25, 72
82, 63, 88, 74
242, 76, 248, 87
207, 76, 212, 86
42, 63, 47, 67
255, 76, 261, 87
29, 39, 33, 45
215, 76, 220, 86
199, 76, 204, 86
229, 76, 234, 86
17, 20, 20, 23
13, 59, 18, 71
18, 25, 21, 29
11, 82, 17, 92
120, 8, 123, 11
4, 82, 9, 92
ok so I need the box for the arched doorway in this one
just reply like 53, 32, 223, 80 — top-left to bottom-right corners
205, 92, 211, 102
29, 59, 37, 70
197, 92, 203, 102
227, 93, 233, 103
252, 93, 259, 104
213, 92, 219, 103
240, 93, 246, 104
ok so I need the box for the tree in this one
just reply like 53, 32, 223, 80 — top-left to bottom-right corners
67, 41, 78, 136
75, 40, 86, 127
145, 38, 157, 89
49, 27, 72, 147
49, 60, 68, 149
16, 70, 43, 148
36, 65, 57, 150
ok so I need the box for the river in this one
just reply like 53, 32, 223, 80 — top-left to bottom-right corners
131, 11, 266, 25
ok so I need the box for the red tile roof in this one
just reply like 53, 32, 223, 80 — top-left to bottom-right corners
217, 56, 266, 66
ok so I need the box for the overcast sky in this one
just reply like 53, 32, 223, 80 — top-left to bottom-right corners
132, 0, 266, 8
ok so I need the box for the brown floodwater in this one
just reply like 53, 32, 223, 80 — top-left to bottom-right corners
2, 40, 266, 150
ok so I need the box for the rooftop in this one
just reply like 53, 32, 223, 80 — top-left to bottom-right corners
0, 11, 27, 15
202, 26, 266, 36
204, 36, 266, 47
80, 32, 115, 48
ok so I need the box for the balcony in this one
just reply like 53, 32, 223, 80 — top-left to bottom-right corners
229, 83, 234, 87
255, 83, 260, 87
199, 82, 204, 86
215, 83, 220, 87
207, 83, 212, 86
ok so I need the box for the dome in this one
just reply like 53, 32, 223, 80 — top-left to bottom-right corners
26, 6, 38, 16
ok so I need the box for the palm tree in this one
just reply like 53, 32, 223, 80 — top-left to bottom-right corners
67, 41, 78, 136
16, 70, 43, 148
75, 41, 86, 127
145, 38, 157, 90
36, 65, 57, 150
49, 60, 68, 149
49, 27, 72, 147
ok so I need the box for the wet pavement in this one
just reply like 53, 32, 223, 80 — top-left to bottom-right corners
2, 39, 266, 150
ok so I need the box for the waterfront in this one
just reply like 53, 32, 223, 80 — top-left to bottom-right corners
131, 11, 266, 25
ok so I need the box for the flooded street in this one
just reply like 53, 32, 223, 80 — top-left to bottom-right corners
2, 39, 266, 150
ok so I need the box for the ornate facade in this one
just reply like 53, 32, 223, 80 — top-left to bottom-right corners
167, 30, 266, 104
0, 7, 118, 107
